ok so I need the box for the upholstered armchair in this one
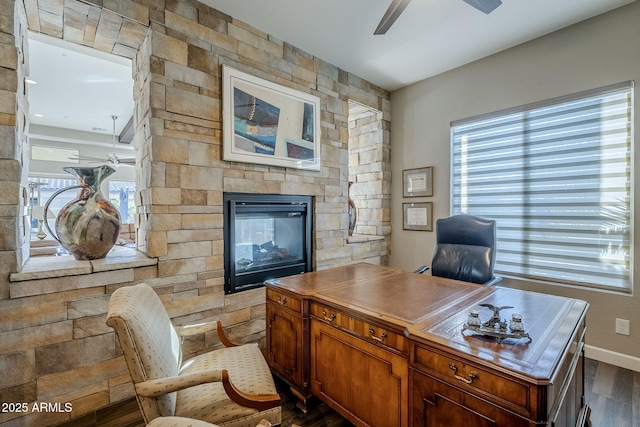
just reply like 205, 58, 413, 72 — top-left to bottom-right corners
416, 214, 501, 285
106, 283, 281, 427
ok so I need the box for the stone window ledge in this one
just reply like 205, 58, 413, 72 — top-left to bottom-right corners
9, 247, 157, 283
347, 234, 385, 244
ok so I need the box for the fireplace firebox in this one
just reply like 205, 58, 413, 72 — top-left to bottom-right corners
223, 193, 313, 294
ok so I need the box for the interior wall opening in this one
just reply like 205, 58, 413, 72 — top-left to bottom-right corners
25, 32, 136, 251
347, 100, 387, 238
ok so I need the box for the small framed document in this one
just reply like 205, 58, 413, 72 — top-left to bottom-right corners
403, 202, 433, 231
403, 167, 433, 197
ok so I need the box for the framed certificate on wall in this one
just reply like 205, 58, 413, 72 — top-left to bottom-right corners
403, 167, 433, 197
403, 202, 433, 231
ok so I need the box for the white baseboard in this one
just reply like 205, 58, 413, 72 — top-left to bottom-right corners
585, 345, 640, 372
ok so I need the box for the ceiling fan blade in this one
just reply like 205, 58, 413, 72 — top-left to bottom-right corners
463, 0, 502, 14
374, 0, 412, 35
68, 155, 107, 163
117, 158, 137, 166
110, 152, 136, 166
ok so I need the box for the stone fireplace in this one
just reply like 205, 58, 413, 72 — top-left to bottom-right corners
1, 0, 391, 425
223, 193, 313, 294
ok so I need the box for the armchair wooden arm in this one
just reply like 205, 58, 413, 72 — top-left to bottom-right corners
173, 321, 217, 337
135, 369, 280, 411
174, 320, 240, 347
221, 370, 281, 411
135, 370, 225, 397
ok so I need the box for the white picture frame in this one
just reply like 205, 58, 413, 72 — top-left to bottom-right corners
222, 65, 321, 171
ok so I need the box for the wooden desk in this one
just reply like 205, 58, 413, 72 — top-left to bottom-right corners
265, 263, 589, 427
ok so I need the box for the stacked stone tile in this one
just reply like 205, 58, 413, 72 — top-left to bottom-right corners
0, 0, 391, 425
349, 108, 391, 239
1, 0, 28, 291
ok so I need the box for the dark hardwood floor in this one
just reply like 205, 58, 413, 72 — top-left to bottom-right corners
584, 358, 640, 427
59, 358, 637, 427
276, 378, 352, 427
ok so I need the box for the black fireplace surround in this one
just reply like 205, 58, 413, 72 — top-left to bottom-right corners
223, 193, 313, 294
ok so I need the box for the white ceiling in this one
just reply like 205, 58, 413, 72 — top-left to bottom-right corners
26, 32, 134, 137
203, 0, 636, 91
25, 0, 636, 141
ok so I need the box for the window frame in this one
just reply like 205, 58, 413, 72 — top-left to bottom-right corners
450, 81, 634, 293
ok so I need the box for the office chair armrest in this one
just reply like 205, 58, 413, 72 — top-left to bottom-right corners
174, 320, 240, 347
414, 265, 430, 274
484, 276, 502, 286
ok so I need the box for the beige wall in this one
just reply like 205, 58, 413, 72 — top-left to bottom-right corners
390, 1, 640, 363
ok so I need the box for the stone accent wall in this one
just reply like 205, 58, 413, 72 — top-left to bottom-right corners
0, 0, 29, 299
21, 0, 148, 59
0, 0, 391, 425
130, 5, 392, 273
1, 259, 159, 426
349, 109, 391, 238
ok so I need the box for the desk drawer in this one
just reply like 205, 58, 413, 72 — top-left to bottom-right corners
413, 345, 531, 414
410, 369, 530, 427
310, 303, 406, 353
266, 288, 302, 314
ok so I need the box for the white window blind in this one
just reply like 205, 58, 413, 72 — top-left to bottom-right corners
451, 82, 633, 291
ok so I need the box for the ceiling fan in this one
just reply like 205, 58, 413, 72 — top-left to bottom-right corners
69, 115, 136, 167
374, 0, 503, 35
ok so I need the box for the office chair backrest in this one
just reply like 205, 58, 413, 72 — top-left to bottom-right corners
431, 214, 497, 285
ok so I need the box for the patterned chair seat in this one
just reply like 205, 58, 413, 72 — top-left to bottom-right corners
174, 345, 281, 426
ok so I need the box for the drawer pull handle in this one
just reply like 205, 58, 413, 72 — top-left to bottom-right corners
369, 328, 388, 342
449, 363, 478, 385
322, 310, 336, 322
277, 296, 288, 306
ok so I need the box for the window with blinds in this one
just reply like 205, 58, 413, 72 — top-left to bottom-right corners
451, 82, 633, 291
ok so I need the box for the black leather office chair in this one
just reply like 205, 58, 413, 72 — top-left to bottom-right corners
416, 214, 501, 285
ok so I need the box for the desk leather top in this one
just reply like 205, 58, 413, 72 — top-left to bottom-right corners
266, 263, 589, 381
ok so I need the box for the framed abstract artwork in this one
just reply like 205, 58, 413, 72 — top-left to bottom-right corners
222, 65, 321, 171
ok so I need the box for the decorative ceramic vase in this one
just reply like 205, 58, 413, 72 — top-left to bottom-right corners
348, 181, 357, 236
43, 165, 121, 260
